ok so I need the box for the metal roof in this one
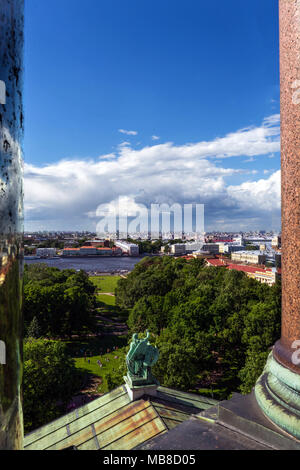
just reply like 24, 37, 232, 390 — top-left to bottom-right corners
24, 385, 218, 451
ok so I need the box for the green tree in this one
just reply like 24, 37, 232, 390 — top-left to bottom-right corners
26, 316, 41, 339
128, 295, 165, 335
24, 265, 97, 338
23, 339, 82, 432
238, 338, 270, 394
117, 256, 281, 398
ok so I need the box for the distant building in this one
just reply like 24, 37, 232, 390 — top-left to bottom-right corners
271, 235, 282, 248
79, 246, 98, 255
62, 246, 114, 256
192, 250, 215, 259
211, 237, 233, 243
231, 250, 266, 265
63, 239, 77, 247
89, 239, 105, 247
253, 268, 280, 286
170, 244, 186, 255
63, 248, 80, 256
184, 242, 203, 253
233, 237, 244, 245
115, 241, 139, 256
201, 244, 220, 254
206, 258, 280, 286
217, 243, 244, 254
112, 246, 122, 256
36, 248, 56, 258
96, 247, 112, 256
243, 237, 272, 243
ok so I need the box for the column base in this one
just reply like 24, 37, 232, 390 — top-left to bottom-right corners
255, 351, 300, 440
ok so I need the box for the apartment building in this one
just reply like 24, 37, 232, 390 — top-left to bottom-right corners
36, 248, 57, 257
206, 258, 279, 285
231, 250, 266, 265
115, 241, 139, 256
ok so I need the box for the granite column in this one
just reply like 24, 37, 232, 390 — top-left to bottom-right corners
255, 0, 300, 439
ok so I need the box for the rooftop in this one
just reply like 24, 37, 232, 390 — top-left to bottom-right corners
206, 259, 278, 275
24, 385, 218, 451
232, 250, 265, 255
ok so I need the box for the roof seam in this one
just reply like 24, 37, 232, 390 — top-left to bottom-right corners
99, 415, 163, 450
43, 396, 133, 450
44, 400, 151, 451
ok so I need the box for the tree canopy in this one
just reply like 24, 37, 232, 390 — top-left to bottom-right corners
23, 338, 82, 432
24, 264, 97, 338
116, 256, 281, 397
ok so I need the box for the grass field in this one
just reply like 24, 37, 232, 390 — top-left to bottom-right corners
96, 293, 116, 306
70, 275, 128, 394
90, 275, 121, 293
74, 345, 127, 393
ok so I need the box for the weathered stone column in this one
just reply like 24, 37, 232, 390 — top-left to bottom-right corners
0, 0, 24, 449
255, 0, 300, 439
275, 0, 300, 370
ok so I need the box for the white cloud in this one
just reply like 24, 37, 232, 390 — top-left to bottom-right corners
118, 129, 138, 136
227, 170, 281, 212
263, 114, 280, 128
24, 115, 281, 231
152, 135, 160, 140
98, 153, 116, 160
118, 141, 131, 148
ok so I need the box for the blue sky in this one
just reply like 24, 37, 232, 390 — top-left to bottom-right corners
24, 0, 281, 232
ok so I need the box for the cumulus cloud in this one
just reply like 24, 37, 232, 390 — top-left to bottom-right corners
227, 170, 281, 212
118, 129, 138, 136
24, 115, 281, 231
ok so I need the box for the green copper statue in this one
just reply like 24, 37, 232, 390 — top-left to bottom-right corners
126, 331, 159, 387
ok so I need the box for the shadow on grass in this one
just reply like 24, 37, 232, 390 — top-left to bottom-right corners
65, 334, 128, 358
96, 299, 129, 318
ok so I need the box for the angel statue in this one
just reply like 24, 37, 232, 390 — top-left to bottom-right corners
126, 331, 159, 386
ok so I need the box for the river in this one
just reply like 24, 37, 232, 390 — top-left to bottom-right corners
24, 256, 143, 274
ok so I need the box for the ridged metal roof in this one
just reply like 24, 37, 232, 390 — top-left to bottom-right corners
24, 385, 218, 451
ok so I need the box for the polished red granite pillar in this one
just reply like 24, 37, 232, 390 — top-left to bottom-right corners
273, 0, 300, 373
255, 0, 300, 439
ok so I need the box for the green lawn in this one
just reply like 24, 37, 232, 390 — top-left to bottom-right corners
74, 346, 127, 394
68, 279, 128, 394
97, 293, 116, 306
90, 275, 121, 293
